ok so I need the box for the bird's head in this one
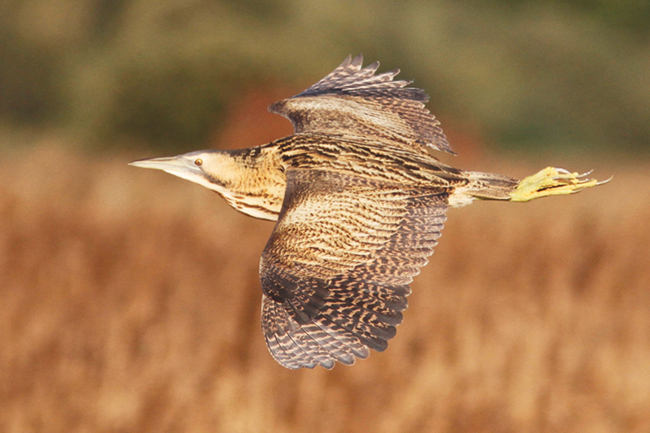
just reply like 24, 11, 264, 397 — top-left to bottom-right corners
129, 150, 241, 193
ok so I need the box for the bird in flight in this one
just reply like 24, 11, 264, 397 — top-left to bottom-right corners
130, 55, 604, 369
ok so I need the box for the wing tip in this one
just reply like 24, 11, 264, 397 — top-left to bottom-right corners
351, 53, 364, 68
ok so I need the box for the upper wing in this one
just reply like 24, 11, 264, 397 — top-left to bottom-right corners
269, 55, 453, 155
260, 169, 448, 369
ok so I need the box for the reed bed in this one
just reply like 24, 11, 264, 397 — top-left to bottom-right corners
1, 144, 648, 433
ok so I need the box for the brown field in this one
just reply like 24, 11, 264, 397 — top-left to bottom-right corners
1, 144, 649, 433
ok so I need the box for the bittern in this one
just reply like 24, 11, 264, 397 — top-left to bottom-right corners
131, 55, 605, 369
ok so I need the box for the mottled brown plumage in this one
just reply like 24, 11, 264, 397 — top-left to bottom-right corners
269, 55, 452, 156
130, 55, 603, 369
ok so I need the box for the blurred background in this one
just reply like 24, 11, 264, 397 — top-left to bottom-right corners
1, 0, 649, 432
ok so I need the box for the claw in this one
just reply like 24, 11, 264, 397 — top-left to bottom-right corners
596, 176, 613, 186
509, 167, 606, 202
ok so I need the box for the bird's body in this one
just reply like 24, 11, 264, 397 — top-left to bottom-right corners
131, 55, 603, 369
175, 134, 520, 220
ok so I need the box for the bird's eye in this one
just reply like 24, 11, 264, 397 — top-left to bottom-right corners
195, 158, 203, 166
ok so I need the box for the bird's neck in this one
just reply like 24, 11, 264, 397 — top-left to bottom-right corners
207, 146, 287, 221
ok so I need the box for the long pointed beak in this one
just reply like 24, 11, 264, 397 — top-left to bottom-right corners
129, 155, 204, 181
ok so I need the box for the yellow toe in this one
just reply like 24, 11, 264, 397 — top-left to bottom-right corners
509, 167, 603, 202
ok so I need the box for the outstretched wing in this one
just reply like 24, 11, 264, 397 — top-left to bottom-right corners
260, 169, 448, 369
269, 55, 453, 155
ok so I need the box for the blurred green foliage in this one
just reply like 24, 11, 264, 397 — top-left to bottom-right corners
0, 0, 648, 153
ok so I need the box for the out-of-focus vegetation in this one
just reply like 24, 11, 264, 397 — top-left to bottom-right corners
2, 2, 650, 432
0, 0, 649, 153
2, 146, 649, 433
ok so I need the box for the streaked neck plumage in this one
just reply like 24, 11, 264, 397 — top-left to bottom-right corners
197, 146, 287, 221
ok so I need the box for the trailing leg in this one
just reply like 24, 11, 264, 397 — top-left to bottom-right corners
508, 167, 603, 202
449, 167, 605, 207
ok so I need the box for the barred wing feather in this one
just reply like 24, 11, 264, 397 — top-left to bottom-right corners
260, 169, 448, 368
269, 55, 453, 155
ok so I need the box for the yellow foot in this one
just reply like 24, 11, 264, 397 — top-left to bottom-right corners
509, 167, 606, 202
